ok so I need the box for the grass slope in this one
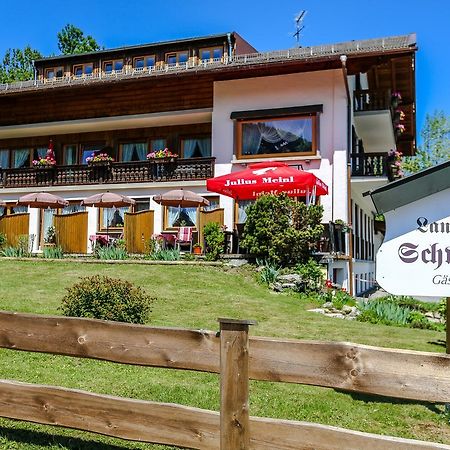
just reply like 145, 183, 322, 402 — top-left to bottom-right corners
0, 259, 448, 449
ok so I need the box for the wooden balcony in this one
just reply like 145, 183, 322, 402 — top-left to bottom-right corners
0, 157, 215, 189
350, 153, 388, 177
353, 89, 392, 112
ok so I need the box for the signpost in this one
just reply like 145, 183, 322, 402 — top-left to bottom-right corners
367, 161, 450, 352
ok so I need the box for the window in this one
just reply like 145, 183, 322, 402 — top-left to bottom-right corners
150, 139, 167, 151
103, 59, 123, 74
100, 207, 130, 230
63, 144, 78, 165
200, 47, 223, 61
134, 198, 151, 212
45, 67, 64, 79
181, 137, 211, 158
164, 205, 197, 229
166, 51, 188, 65
0, 149, 9, 168
121, 142, 148, 162
73, 63, 93, 77
236, 200, 255, 224
33, 147, 48, 162
61, 203, 86, 215
133, 55, 155, 69
81, 144, 106, 165
236, 115, 318, 159
12, 149, 31, 168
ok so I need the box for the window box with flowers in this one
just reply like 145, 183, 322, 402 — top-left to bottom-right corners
394, 123, 406, 139
32, 148, 56, 169
146, 148, 178, 162
387, 149, 404, 181
86, 153, 114, 167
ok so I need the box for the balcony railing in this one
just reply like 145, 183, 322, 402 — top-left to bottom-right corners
350, 153, 388, 177
353, 89, 392, 112
0, 157, 215, 189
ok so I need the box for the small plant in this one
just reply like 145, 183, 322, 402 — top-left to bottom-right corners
1, 246, 19, 257
147, 249, 181, 261
296, 259, 324, 292
357, 299, 410, 326
95, 246, 128, 260
203, 222, 224, 261
44, 226, 57, 244
60, 275, 153, 324
334, 219, 351, 233
42, 245, 64, 259
257, 259, 280, 285
0, 232, 7, 249
32, 148, 56, 166
320, 287, 355, 310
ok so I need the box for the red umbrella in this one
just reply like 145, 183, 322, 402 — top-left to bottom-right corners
17, 192, 69, 208
206, 161, 328, 200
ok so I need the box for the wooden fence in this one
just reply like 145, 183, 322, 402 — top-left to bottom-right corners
0, 311, 450, 449
0, 213, 30, 246
124, 210, 154, 254
54, 212, 89, 254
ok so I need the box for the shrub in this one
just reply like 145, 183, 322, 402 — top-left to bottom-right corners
320, 287, 355, 310
242, 194, 323, 267
296, 259, 324, 292
60, 275, 153, 324
1, 235, 32, 257
42, 246, 64, 259
203, 222, 224, 261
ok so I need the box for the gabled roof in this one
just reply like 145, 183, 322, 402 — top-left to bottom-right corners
365, 160, 450, 214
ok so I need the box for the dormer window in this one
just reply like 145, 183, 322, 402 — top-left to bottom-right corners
133, 55, 155, 70
200, 47, 223, 61
45, 67, 64, 80
73, 63, 93, 77
166, 51, 188, 66
103, 59, 123, 74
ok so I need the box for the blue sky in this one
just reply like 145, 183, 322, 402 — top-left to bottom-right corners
0, 0, 448, 142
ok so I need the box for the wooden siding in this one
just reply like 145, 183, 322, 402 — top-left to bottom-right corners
124, 210, 154, 254
0, 213, 29, 246
0, 76, 213, 126
198, 208, 224, 247
54, 212, 88, 254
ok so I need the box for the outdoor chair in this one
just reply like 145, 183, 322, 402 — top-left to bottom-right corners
176, 226, 194, 252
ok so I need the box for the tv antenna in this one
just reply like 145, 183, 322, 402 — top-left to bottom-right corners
293, 10, 306, 48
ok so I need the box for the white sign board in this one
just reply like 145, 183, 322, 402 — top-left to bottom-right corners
376, 189, 450, 298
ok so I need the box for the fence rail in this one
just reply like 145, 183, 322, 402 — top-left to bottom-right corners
0, 311, 449, 449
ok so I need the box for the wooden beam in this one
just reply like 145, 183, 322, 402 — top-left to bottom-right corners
218, 318, 255, 450
0, 379, 447, 450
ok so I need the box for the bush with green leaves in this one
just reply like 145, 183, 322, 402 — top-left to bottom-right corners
296, 259, 324, 292
242, 194, 323, 267
1, 234, 32, 257
60, 275, 153, 324
320, 288, 355, 310
358, 299, 411, 326
203, 222, 224, 261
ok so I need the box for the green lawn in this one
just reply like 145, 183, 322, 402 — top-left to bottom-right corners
0, 259, 449, 449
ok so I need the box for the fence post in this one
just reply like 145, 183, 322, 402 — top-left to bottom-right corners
218, 318, 256, 450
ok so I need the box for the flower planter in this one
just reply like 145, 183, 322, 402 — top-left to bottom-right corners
193, 246, 202, 255
33, 165, 55, 170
